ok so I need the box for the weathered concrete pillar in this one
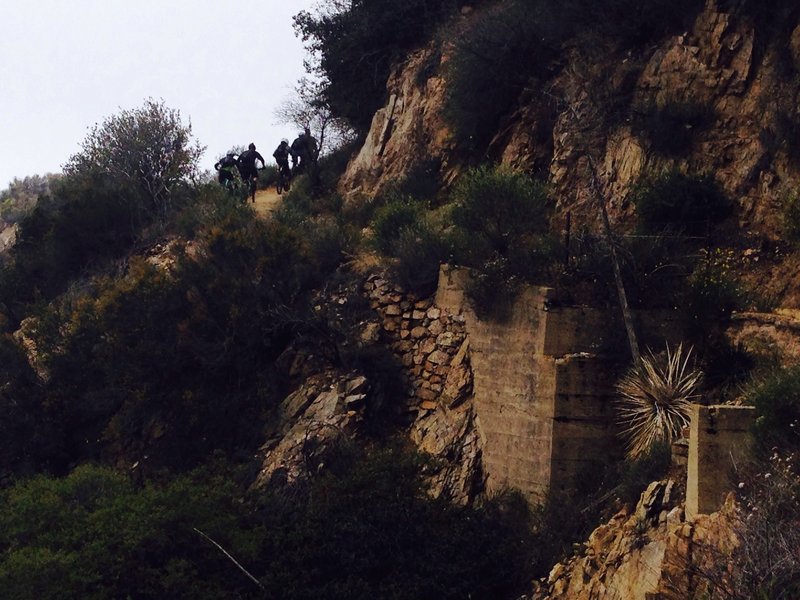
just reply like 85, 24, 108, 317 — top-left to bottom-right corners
686, 404, 755, 521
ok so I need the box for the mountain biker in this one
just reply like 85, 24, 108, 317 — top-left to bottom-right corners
237, 143, 265, 202
273, 139, 294, 181
214, 152, 238, 187
237, 143, 265, 182
290, 128, 318, 173
304, 127, 318, 163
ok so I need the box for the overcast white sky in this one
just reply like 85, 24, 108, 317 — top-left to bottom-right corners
0, 0, 320, 187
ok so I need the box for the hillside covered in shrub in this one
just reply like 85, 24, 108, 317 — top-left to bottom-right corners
1, 1, 800, 598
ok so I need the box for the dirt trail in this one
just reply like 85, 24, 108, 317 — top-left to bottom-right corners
251, 187, 283, 219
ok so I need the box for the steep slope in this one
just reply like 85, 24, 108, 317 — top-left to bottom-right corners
339, 0, 800, 302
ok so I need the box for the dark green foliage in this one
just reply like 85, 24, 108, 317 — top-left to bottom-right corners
681, 254, 744, 341
0, 172, 145, 323
451, 166, 551, 255
631, 99, 716, 156
253, 445, 537, 599
304, 215, 358, 274
392, 221, 451, 295
63, 99, 204, 216
781, 192, 800, 244
618, 233, 696, 309
748, 367, 800, 452
0, 174, 59, 225
448, 166, 559, 315
293, 0, 462, 133
630, 170, 732, 236
567, 0, 704, 48
396, 157, 443, 203
466, 254, 521, 321
14, 207, 341, 473
613, 442, 672, 506
558, 231, 695, 309
701, 340, 757, 399
0, 448, 540, 599
444, 1, 562, 154
0, 464, 258, 600
258, 164, 278, 188
313, 140, 361, 196
0, 334, 54, 478
370, 194, 424, 254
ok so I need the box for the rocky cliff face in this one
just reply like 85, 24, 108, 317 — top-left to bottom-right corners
338, 44, 459, 199
529, 482, 740, 600
339, 0, 800, 301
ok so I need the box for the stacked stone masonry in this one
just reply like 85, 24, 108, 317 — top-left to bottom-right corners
363, 272, 481, 504
363, 273, 472, 413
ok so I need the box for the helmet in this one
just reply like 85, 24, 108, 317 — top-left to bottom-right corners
248, 143, 256, 150
281, 138, 289, 145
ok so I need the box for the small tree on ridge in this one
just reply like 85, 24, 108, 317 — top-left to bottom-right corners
64, 98, 205, 216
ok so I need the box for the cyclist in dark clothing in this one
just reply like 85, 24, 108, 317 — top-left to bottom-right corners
214, 152, 238, 188
290, 132, 308, 173
237, 143, 265, 182
291, 128, 318, 174
273, 139, 294, 180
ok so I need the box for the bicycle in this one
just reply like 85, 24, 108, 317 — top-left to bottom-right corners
247, 174, 258, 204
275, 162, 292, 195
220, 175, 238, 197
239, 167, 263, 204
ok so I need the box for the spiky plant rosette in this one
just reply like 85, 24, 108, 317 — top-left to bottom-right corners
616, 343, 702, 459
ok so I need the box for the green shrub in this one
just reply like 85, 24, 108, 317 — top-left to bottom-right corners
370, 195, 424, 255
305, 215, 358, 274
748, 367, 800, 452
630, 170, 732, 235
0, 464, 258, 600
466, 254, 521, 321
781, 192, 800, 243
174, 183, 251, 238
447, 166, 558, 316
681, 251, 744, 340
253, 445, 538, 599
313, 141, 360, 196
396, 157, 443, 203
20, 215, 332, 473
0, 171, 146, 322
63, 99, 203, 217
701, 340, 757, 400
392, 221, 450, 294
444, 1, 561, 154
451, 165, 551, 256
631, 99, 715, 156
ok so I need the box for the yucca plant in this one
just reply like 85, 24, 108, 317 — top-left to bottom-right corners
616, 343, 702, 459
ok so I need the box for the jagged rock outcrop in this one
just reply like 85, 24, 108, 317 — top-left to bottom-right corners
338, 44, 459, 199
339, 1, 800, 300
0, 223, 16, 254
727, 308, 800, 365
529, 482, 740, 600
253, 370, 369, 488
